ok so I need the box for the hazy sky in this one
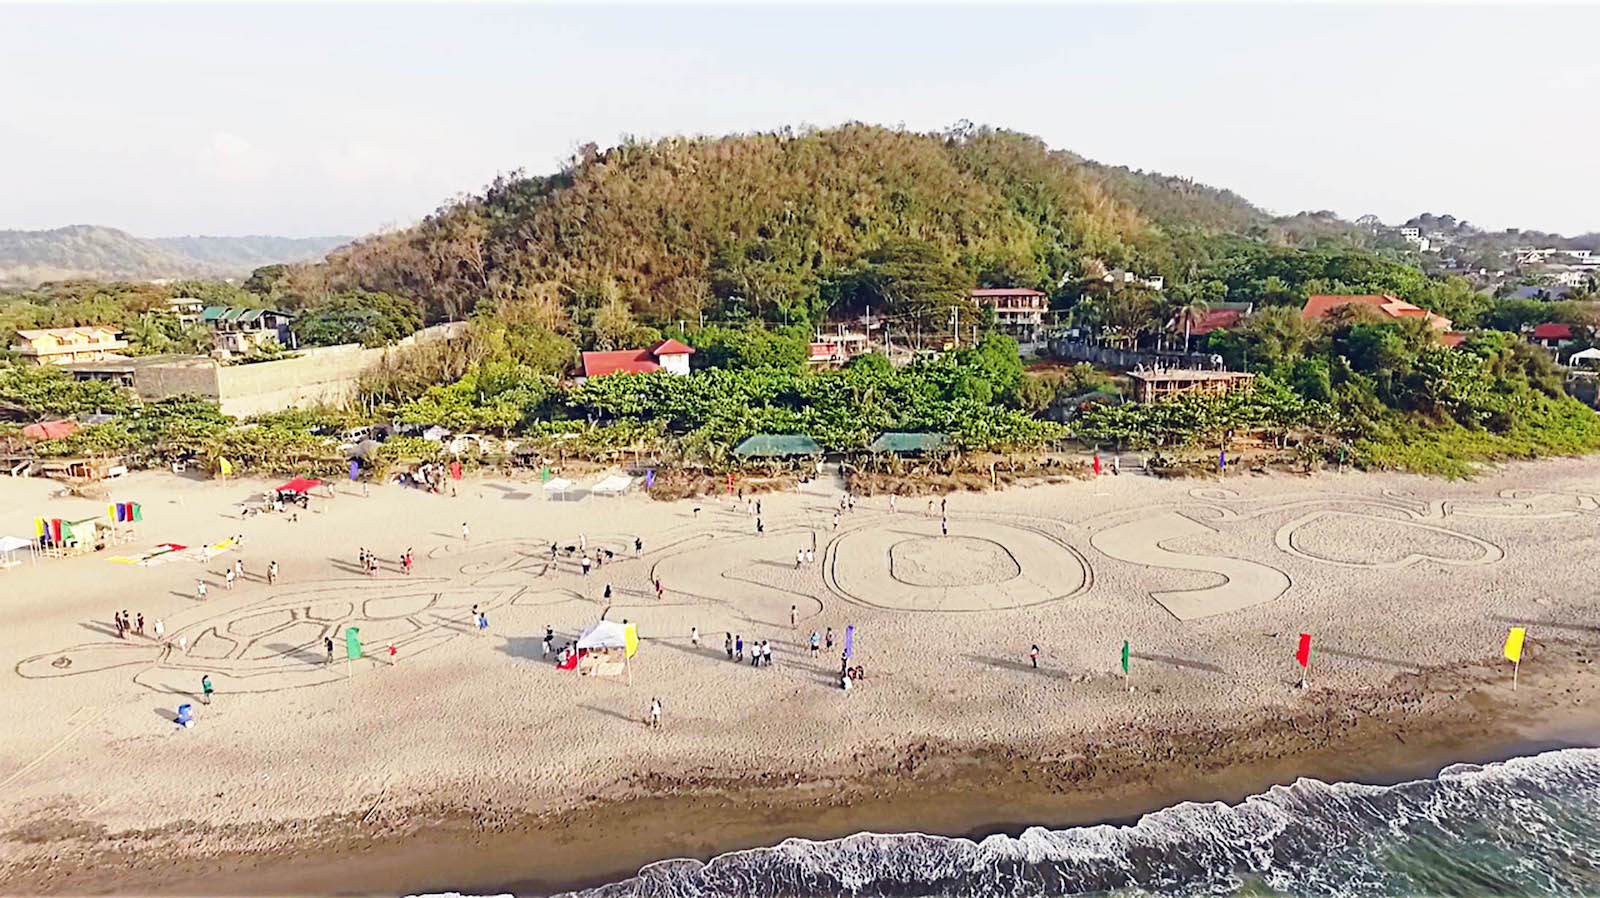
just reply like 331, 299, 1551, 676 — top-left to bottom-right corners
4, 4, 1598, 238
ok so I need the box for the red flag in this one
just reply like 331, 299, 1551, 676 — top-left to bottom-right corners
1295, 633, 1312, 668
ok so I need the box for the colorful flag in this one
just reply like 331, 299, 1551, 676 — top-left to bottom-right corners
1295, 633, 1313, 668
345, 627, 362, 661
624, 623, 639, 659
844, 625, 854, 658
1121, 640, 1130, 674
450, 460, 462, 480
131, 502, 141, 522
1219, 450, 1227, 472
1504, 627, 1526, 664
645, 468, 655, 489
218, 457, 233, 478
349, 460, 360, 481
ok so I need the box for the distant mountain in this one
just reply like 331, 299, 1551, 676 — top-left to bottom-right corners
0, 225, 349, 287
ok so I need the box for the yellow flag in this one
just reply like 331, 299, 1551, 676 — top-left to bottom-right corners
218, 457, 233, 478
1503, 627, 1526, 663
623, 622, 639, 659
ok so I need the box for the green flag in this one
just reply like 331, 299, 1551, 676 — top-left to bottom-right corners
131, 502, 143, 522
345, 627, 362, 661
1121, 640, 1129, 674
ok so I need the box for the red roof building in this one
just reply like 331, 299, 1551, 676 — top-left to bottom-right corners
1302, 294, 1452, 331
580, 338, 696, 378
1174, 307, 1245, 336
1531, 323, 1573, 341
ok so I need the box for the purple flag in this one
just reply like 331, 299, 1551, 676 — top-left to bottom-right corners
349, 460, 360, 481
646, 468, 655, 488
844, 625, 854, 658
1218, 450, 1226, 471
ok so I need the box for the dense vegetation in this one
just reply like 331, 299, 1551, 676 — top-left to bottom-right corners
5, 123, 1599, 479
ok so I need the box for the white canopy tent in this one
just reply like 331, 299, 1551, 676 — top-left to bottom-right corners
0, 535, 34, 569
573, 620, 638, 681
1569, 347, 1600, 368
543, 477, 575, 502
590, 474, 634, 498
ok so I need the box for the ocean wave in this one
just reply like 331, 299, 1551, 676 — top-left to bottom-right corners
555, 747, 1600, 898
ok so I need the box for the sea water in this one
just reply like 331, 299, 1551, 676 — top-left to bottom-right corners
424, 747, 1600, 897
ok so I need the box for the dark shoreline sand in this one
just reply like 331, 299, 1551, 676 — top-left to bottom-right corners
13, 644, 1599, 898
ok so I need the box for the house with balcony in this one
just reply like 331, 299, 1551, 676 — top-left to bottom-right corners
12, 326, 129, 365
201, 306, 295, 356
971, 288, 1047, 335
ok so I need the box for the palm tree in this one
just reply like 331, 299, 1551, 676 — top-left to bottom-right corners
1176, 296, 1212, 355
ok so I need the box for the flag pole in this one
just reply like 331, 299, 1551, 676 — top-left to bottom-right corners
1513, 659, 1519, 691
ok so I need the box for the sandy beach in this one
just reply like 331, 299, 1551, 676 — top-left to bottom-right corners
2, 458, 1600, 895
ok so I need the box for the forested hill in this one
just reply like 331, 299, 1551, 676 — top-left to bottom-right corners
314, 124, 1336, 329
0, 225, 348, 287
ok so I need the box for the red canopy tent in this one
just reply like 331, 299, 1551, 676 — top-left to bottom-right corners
22, 420, 78, 440
276, 477, 323, 494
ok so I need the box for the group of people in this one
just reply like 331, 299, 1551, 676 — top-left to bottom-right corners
807, 627, 838, 658
724, 632, 774, 666
355, 547, 414, 576
113, 609, 161, 641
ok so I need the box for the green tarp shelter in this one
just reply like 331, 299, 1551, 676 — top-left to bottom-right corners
732, 435, 823, 459
867, 432, 951, 454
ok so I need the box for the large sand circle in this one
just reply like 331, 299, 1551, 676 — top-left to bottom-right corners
889, 536, 1020, 587
827, 519, 1088, 612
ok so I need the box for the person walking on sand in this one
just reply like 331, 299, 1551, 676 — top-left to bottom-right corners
137, 613, 145, 636
810, 630, 820, 659
889, 495, 896, 513
790, 604, 798, 629
225, 567, 235, 590
604, 583, 613, 599
581, 554, 592, 576
763, 641, 773, 667
756, 517, 764, 535
177, 634, 187, 654
196, 580, 208, 601
750, 641, 760, 667
832, 511, 840, 530
634, 537, 643, 553
735, 635, 744, 663
234, 559, 244, 582
825, 627, 834, 651
1030, 644, 1040, 669
655, 578, 664, 602
324, 636, 334, 665
153, 618, 164, 640
805, 548, 814, 565
725, 632, 734, 660
796, 548, 803, 569
650, 697, 662, 729
201, 675, 213, 705
477, 611, 489, 633
543, 626, 554, 658
691, 626, 700, 647
941, 517, 948, 536
461, 522, 470, 542
267, 560, 278, 585
470, 604, 480, 630
114, 612, 124, 639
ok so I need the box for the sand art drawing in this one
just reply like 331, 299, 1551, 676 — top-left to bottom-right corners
1274, 510, 1504, 569
825, 517, 1090, 612
1090, 511, 1291, 620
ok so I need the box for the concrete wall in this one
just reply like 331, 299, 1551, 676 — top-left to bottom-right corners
124, 322, 467, 417
132, 358, 221, 401
214, 322, 467, 417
